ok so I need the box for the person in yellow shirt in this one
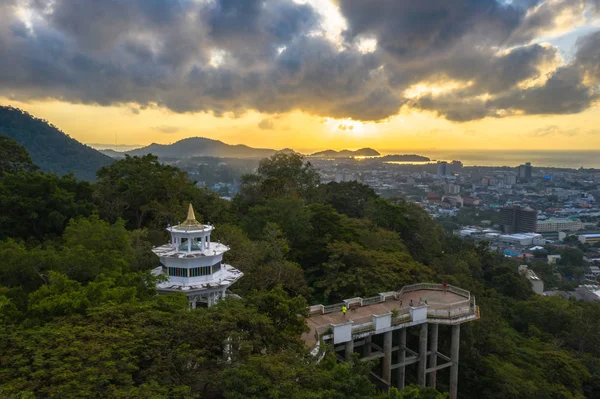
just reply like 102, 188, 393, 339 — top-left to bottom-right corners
342, 305, 347, 316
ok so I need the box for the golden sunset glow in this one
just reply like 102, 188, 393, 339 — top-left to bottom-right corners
3, 97, 599, 152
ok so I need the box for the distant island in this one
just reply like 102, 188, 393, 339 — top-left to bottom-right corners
103, 137, 280, 159
309, 148, 380, 158
380, 154, 431, 162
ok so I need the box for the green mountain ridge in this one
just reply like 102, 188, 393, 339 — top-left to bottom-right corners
0, 106, 112, 180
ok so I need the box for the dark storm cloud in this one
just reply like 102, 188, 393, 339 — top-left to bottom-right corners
574, 30, 600, 80
337, 0, 522, 58
0, 0, 598, 122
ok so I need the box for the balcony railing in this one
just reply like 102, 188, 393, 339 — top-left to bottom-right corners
310, 283, 471, 316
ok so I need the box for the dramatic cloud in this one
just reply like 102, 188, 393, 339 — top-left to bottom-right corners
152, 125, 180, 134
530, 125, 580, 136
258, 118, 275, 130
0, 0, 599, 122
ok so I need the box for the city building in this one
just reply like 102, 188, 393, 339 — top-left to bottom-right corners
579, 233, 600, 244
499, 233, 545, 246
444, 183, 460, 195
585, 266, 600, 280
500, 206, 538, 233
437, 161, 449, 177
519, 265, 544, 294
151, 204, 243, 308
517, 162, 533, 182
547, 254, 561, 265
535, 217, 583, 232
504, 174, 517, 185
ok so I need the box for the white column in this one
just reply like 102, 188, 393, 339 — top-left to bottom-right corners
207, 235, 211, 249
345, 340, 354, 361
383, 331, 393, 384
450, 325, 461, 399
397, 328, 406, 390
428, 324, 439, 388
418, 323, 428, 387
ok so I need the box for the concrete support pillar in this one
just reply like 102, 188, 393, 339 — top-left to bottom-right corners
187, 238, 191, 252
428, 324, 439, 388
345, 339, 354, 361
207, 235, 211, 249
190, 300, 196, 310
396, 328, 406, 390
450, 324, 461, 399
364, 335, 372, 357
383, 331, 393, 384
418, 323, 428, 387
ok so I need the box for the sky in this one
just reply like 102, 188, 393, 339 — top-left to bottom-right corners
1, 0, 600, 152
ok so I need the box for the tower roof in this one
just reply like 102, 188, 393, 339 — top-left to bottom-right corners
174, 203, 204, 230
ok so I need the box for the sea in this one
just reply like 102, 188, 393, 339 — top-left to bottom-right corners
380, 150, 600, 169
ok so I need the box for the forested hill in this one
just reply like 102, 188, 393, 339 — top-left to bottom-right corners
1, 149, 600, 398
124, 136, 279, 159
0, 106, 112, 180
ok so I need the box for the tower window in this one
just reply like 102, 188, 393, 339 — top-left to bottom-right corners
212, 262, 222, 274
189, 266, 212, 277
168, 267, 188, 277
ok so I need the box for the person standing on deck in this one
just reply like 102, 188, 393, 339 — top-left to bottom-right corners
342, 305, 347, 316
443, 282, 448, 294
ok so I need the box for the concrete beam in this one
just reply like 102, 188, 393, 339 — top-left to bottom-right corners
391, 356, 419, 369
426, 361, 453, 373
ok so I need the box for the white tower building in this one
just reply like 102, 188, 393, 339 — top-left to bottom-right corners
152, 204, 243, 308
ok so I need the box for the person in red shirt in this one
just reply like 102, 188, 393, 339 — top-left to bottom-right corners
442, 282, 447, 293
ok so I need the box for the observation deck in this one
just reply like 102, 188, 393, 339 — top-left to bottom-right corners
303, 283, 479, 349
302, 283, 479, 399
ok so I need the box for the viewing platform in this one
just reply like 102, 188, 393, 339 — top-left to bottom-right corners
303, 283, 479, 399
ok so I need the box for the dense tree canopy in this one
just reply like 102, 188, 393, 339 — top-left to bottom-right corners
0, 135, 38, 174
1, 149, 599, 398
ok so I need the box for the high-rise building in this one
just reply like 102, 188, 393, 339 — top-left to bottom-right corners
517, 162, 533, 182
437, 161, 449, 176
499, 206, 537, 233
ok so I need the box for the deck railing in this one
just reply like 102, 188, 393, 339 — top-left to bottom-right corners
311, 283, 471, 316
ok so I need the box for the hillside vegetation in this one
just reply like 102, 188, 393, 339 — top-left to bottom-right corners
0, 143, 599, 398
0, 106, 112, 180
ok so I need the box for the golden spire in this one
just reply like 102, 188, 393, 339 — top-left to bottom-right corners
176, 203, 203, 229
187, 203, 196, 221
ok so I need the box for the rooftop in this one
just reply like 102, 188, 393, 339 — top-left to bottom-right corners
152, 242, 229, 259
168, 203, 212, 232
